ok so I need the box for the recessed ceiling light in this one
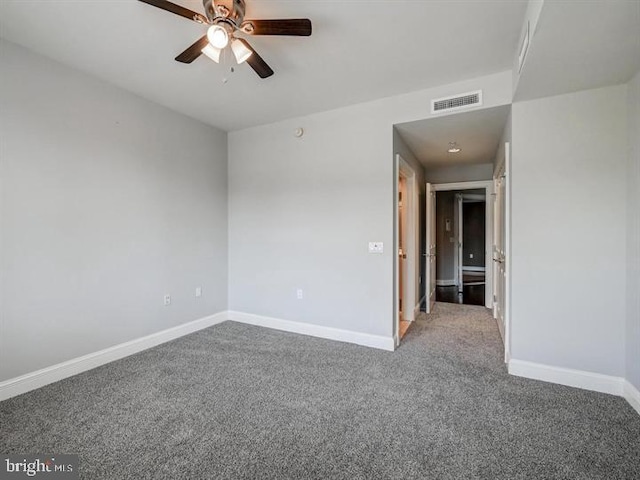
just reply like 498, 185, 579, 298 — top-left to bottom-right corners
448, 142, 462, 154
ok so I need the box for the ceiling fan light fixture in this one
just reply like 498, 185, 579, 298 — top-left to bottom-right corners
207, 24, 229, 49
201, 43, 222, 63
231, 39, 253, 64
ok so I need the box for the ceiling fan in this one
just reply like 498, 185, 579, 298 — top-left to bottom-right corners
138, 0, 312, 79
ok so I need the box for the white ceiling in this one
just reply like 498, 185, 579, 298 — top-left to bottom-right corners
395, 105, 510, 169
0, 0, 528, 131
515, 0, 640, 101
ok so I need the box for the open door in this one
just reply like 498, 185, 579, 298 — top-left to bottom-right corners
493, 172, 506, 336
396, 155, 417, 343
425, 183, 436, 313
493, 142, 510, 361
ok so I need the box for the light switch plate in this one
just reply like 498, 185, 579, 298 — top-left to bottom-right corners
369, 242, 384, 254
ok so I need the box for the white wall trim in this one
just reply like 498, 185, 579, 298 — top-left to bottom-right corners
0, 310, 396, 402
414, 296, 425, 319
461, 194, 486, 202
462, 266, 486, 272
396, 154, 418, 326
495, 316, 505, 343
228, 311, 395, 352
624, 381, 640, 415
508, 359, 624, 396
0, 312, 229, 401
432, 180, 493, 192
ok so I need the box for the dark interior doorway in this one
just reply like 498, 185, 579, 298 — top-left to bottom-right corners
435, 189, 486, 306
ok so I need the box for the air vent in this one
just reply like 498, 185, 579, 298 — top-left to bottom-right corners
431, 90, 483, 114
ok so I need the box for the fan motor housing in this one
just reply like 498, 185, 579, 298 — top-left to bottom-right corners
203, 0, 246, 25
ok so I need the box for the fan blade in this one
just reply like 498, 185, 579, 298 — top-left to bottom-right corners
138, 0, 207, 24
241, 19, 312, 36
175, 36, 209, 64
238, 39, 274, 79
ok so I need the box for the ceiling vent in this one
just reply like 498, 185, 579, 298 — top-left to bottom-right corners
431, 90, 483, 114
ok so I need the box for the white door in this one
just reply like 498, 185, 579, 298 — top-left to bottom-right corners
425, 183, 436, 313
493, 142, 510, 361
492, 177, 500, 319
493, 173, 506, 335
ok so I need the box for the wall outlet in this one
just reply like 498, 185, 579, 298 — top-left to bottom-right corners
469, 253, 474, 259
296, 288, 304, 300
368, 242, 384, 254
163, 294, 171, 306
195, 287, 202, 298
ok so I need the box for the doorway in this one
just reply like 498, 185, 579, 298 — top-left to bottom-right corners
435, 189, 487, 305
393, 105, 511, 354
395, 155, 418, 344
425, 181, 494, 309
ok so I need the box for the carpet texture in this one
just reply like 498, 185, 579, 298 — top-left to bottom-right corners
2, 303, 639, 479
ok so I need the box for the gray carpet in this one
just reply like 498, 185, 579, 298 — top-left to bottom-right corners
2, 302, 639, 479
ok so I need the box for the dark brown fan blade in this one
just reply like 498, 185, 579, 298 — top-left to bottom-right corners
237, 39, 274, 79
138, 0, 207, 24
241, 19, 312, 36
175, 36, 209, 64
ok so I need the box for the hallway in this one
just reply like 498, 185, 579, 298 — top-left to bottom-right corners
435, 284, 485, 306
404, 302, 640, 478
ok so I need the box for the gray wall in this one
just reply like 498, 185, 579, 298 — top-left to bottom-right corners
425, 163, 494, 184
627, 70, 640, 391
228, 112, 392, 336
511, 84, 627, 377
436, 192, 456, 282
462, 202, 485, 268
0, 41, 228, 381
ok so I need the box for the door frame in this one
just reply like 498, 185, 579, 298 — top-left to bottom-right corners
395, 155, 418, 346
425, 183, 436, 313
493, 142, 511, 362
456, 193, 464, 292
431, 180, 494, 309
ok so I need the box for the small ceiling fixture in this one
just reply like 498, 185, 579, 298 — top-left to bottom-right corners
447, 142, 462, 154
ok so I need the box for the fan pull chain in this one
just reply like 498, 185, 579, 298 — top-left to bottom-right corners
221, 47, 235, 84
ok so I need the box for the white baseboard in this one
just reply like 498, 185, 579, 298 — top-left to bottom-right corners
495, 316, 505, 343
462, 266, 485, 272
413, 297, 425, 318
508, 359, 624, 396
228, 311, 395, 352
0, 312, 228, 401
624, 380, 640, 415
436, 279, 456, 286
